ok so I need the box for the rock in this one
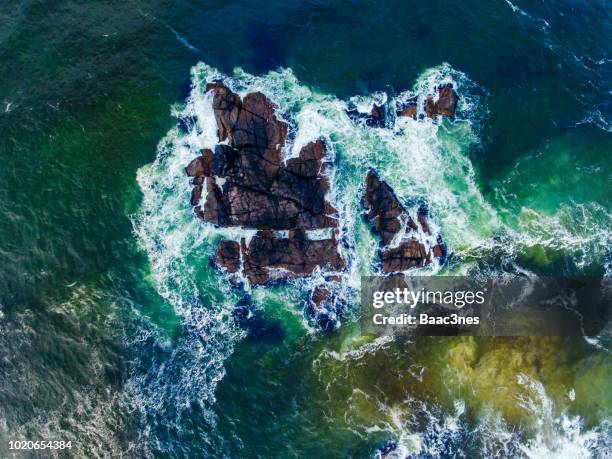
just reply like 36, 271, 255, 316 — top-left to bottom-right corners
363, 169, 443, 272
190, 83, 338, 231
398, 104, 417, 118
347, 103, 387, 128
363, 169, 416, 245
368, 104, 386, 127
188, 82, 345, 291
417, 204, 431, 235
185, 149, 214, 177
198, 177, 231, 226
307, 283, 346, 332
215, 230, 345, 286
196, 139, 337, 229
310, 286, 330, 309
433, 242, 444, 258
214, 240, 241, 274
435, 84, 459, 117
397, 97, 418, 119
381, 240, 429, 272
425, 83, 458, 119
190, 184, 203, 206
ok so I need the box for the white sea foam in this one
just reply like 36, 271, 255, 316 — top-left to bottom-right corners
130, 73, 248, 453
515, 374, 611, 458
502, 0, 550, 29
368, 375, 610, 459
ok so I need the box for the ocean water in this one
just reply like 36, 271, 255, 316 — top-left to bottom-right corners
0, 0, 610, 457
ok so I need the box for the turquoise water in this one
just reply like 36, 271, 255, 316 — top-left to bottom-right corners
0, 0, 610, 457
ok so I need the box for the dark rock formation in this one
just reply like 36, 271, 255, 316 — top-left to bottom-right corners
380, 240, 429, 272
424, 83, 459, 119
363, 170, 417, 246
187, 82, 345, 286
363, 169, 443, 272
215, 240, 242, 274
215, 230, 345, 286
397, 104, 417, 119
379, 443, 405, 459
190, 83, 337, 230
186, 148, 214, 177
306, 283, 346, 332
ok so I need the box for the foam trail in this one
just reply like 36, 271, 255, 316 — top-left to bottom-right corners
130, 72, 246, 454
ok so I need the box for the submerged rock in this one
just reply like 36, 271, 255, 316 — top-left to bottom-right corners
397, 103, 417, 119
233, 297, 285, 343
424, 83, 459, 119
379, 443, 407, 459
363, 169, 443, 272
306, 280, 349, 332
187, 82, 345, 287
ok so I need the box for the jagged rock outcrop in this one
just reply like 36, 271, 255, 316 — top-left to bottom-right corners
363, 169, 444, 272
424, 83, 459, 119
346, 84, 458, 127
396, 84, 459, 120
215, 230, 345, 286
186, 82, 345, 286
363, 170, 417, 245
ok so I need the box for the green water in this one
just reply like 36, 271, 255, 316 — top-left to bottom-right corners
0, 0, 610, 457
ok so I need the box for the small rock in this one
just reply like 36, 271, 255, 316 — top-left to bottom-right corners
363, 169, 443, 272
185, 148, 214, 177
398, 104, 417, 118
214, 240, 241, 274
347, 104, 387, 128
381, 240, 428, 272
310, 286, 330, 309
425, 83, 458, 119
